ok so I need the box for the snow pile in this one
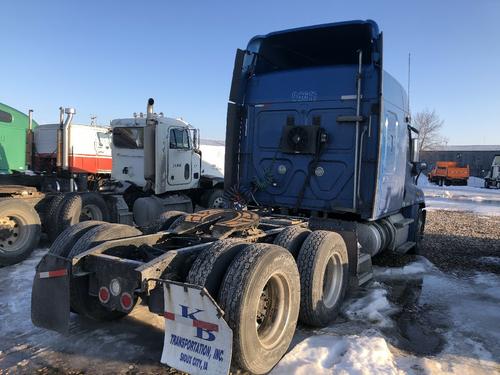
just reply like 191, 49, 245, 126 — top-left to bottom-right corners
374, 257, 435, 278
200, 143, 225, 178
275, 258, 500, 375
272, 331, 403, 375
343, 284, 398, 328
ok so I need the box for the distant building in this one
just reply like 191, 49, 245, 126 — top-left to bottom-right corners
420, 145, 500, 177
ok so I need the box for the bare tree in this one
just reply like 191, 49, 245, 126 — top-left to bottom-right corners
413, 109, 448, 152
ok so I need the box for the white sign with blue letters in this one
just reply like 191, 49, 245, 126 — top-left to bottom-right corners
160, 282, 233, 375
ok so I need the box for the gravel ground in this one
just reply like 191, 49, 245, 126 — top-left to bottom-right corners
421, 210, 500, 275
374, 210, 500, 276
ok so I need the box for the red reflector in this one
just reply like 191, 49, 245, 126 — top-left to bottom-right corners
38, 268, 68, 279
99, 287, 110, 303
120, 292, 133, 310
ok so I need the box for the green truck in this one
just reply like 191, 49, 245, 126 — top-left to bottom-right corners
0, 102, 38, 173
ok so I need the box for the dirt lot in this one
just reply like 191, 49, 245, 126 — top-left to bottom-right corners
0, 209, 499, 374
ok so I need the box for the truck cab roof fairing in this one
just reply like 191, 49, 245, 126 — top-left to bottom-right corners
247, 20, 380, 76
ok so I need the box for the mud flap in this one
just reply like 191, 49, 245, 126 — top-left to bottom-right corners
160, 281, 232, 375
31, 254, 71, 333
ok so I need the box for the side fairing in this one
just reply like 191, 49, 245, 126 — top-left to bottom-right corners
372, 72, 410, 218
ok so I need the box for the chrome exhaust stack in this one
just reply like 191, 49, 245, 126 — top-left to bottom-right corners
144, 98, 156, 188
62, 107, 76, 171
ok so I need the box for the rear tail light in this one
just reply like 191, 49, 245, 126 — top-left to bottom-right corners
99, 286, 110, 304
120, 292, 133, 310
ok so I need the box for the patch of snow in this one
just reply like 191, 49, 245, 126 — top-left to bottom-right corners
200, 144, 225, 178
373, 257, 435, 278
272, 330, 404, 375
343, 283, 398, 328
478, 256, 500, 266
279, 259, 500, 375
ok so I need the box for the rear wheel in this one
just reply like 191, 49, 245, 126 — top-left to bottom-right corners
54, 193, 82, 239
218, 243, 300, 374
0, 200, 41, 266
45, 194, 66, 241
69, 223, 141, 320
80, 193, 110, 222
49, 220, 104, 257
200, 188, 224, 209
187, 239, 248, 297
297, 230, 349, 327
141, 210, 187, 234
273, 225, 311, 258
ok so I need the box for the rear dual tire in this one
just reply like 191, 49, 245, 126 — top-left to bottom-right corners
46, 193, 110, 241
296, 230, 349, 327
218, 243, 300, 374
187, 230, 349, 373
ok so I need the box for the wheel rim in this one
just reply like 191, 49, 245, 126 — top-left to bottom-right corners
80, 204, 103, 221
0, 215, 28, 254
255, 273, 291, 349
212, 196, 224, 208
322, 253, 343, 309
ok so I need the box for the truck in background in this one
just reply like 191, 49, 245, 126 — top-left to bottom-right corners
427, 161, 469, 186
484, 155, 500, 188
31, 20, 426, 375
0, 102, 223, 265
0, 104, 112, 265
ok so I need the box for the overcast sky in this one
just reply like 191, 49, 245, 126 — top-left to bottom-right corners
1, 0, 499, 144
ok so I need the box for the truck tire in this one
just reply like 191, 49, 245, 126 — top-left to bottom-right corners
296, 230, 349, 327
69, 223, 141, 320
45, 194, 66, 240
141, 210, 187, 234
53, 193, 82, 241
200, 188, 224, 209
273, 225, 311, 258
36, 194, 56, 232
0, 200, 41, 266
218, 243, 300, 374
187, 239, 248, 297
48, 220, 104, 257
80, 193, 110, 222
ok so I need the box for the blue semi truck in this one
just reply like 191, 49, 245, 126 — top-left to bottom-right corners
32, 20, 426, 375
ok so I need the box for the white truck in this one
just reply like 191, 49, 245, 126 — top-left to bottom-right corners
484, 155, 500, 188
102, 98, 224, 228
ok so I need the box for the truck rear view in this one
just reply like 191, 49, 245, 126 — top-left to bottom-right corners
31, 20, 426, 375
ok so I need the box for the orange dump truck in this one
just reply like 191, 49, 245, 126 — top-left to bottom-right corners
428, 161, 469, 186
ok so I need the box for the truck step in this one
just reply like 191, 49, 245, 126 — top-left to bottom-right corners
393, 218, 414, 228
395, 241, 416, 254
356, 252, 373, 286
